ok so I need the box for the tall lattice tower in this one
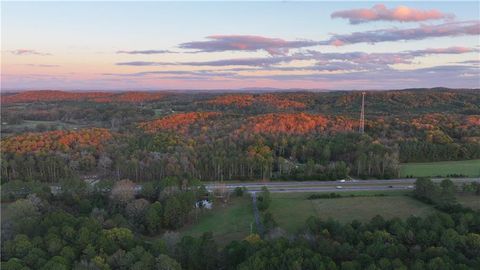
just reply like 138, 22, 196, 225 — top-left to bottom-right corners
359, 91, 366, 134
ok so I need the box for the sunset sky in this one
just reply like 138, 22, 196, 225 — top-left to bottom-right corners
2, 1, 479, 91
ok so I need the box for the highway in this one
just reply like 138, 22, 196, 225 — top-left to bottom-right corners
70, 177, 479, 195
205, 178, 480, 193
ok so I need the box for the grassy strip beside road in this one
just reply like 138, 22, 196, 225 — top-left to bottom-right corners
400, 159, 480, 178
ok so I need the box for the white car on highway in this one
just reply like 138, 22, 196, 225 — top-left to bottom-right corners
336, 186, 343, 189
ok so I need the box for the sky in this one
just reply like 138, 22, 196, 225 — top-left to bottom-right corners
1, 1, 480, 91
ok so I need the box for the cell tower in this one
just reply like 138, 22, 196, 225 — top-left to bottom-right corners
359, 91, 366, 134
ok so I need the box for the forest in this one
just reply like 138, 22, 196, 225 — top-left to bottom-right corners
1, 89, 479, 184
1, 89, 480, 269
1, 175, 479, 270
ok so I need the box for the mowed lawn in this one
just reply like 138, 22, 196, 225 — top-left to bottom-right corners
269, 192, 436, 233
181, 196, 254, 245
400, 159, 480, 178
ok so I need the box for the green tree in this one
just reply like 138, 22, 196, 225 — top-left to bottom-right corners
23, 248, 47, 269
414, 177, 437, 202
257, 186, 271, 211
2, 258, 25, 270
234, 187, 244, 197
163, 196, 182, 229
198, 232, 218, 270
145, 202, 162, 234
439, 179, 456, 206
104, 227, 134, 250
40, 256, 69, 270
7, 198, 40, 235
262, 212, 277, 232
155, 254, 181, 270
12, 234, 33, 258
125, 199, 150, 224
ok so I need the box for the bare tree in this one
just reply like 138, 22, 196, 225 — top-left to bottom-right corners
110, 179, 135, 205
125, 198, 150, 220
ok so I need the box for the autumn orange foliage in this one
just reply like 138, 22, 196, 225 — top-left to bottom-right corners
258, 94, 307, 109
1, 91, 113, 104
239, 113, 355, 135
2, 128, 113, 154
2, 90, 166, 104
139, 112, 221, 133
90, 92, 166, 103
206, 94, 307, 109
411, 113, 448, 130
207, 94, 255, 107
410, 113, 480, 130
466, 115, 480, 126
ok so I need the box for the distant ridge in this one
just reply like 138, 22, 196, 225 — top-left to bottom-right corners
1, 87, 478, 94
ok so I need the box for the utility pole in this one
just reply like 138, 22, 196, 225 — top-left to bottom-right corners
359, 91, 365, 134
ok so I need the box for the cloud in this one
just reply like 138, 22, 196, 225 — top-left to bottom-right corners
7, 65, 479, 90
179, 35, 319, 55
10, 49, 51, 56
410, 46, 477, 55
116, 61, 167, 66
325, 20, 480, 46
237, 65, 480, 89
456, 59, 480, 65
25, 64, 60, 68
331, 4, 453, 24
103, 70, 236, 77
115, 56, 298, 67
172, 21, 479, 54
122, 46, 474, 69
181, 56, 297, 67
116, 50, 173, 54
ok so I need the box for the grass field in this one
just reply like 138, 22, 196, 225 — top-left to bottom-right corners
457, 194, 480, 210
180, 196, 254, 245
269, 191, 437, 233
180, 190, 438, 241
400, 159, 480, 178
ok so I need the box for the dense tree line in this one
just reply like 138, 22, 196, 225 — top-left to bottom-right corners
1, 89, 479, 185
1, 130, 400, 184
399, 141, 480, 162
2, 177, 480, 269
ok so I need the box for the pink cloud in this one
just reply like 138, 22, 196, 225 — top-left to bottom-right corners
325, 20, 480, 45
331, 4, 453, 24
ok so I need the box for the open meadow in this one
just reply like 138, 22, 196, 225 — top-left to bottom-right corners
180, 190, 442, 241
399, 159, 480, 178
457, 194, 480, 210
180, 196, 254, 245
268, 191, 437, 232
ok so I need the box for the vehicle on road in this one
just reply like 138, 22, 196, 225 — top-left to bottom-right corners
336, 186, 343, 189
